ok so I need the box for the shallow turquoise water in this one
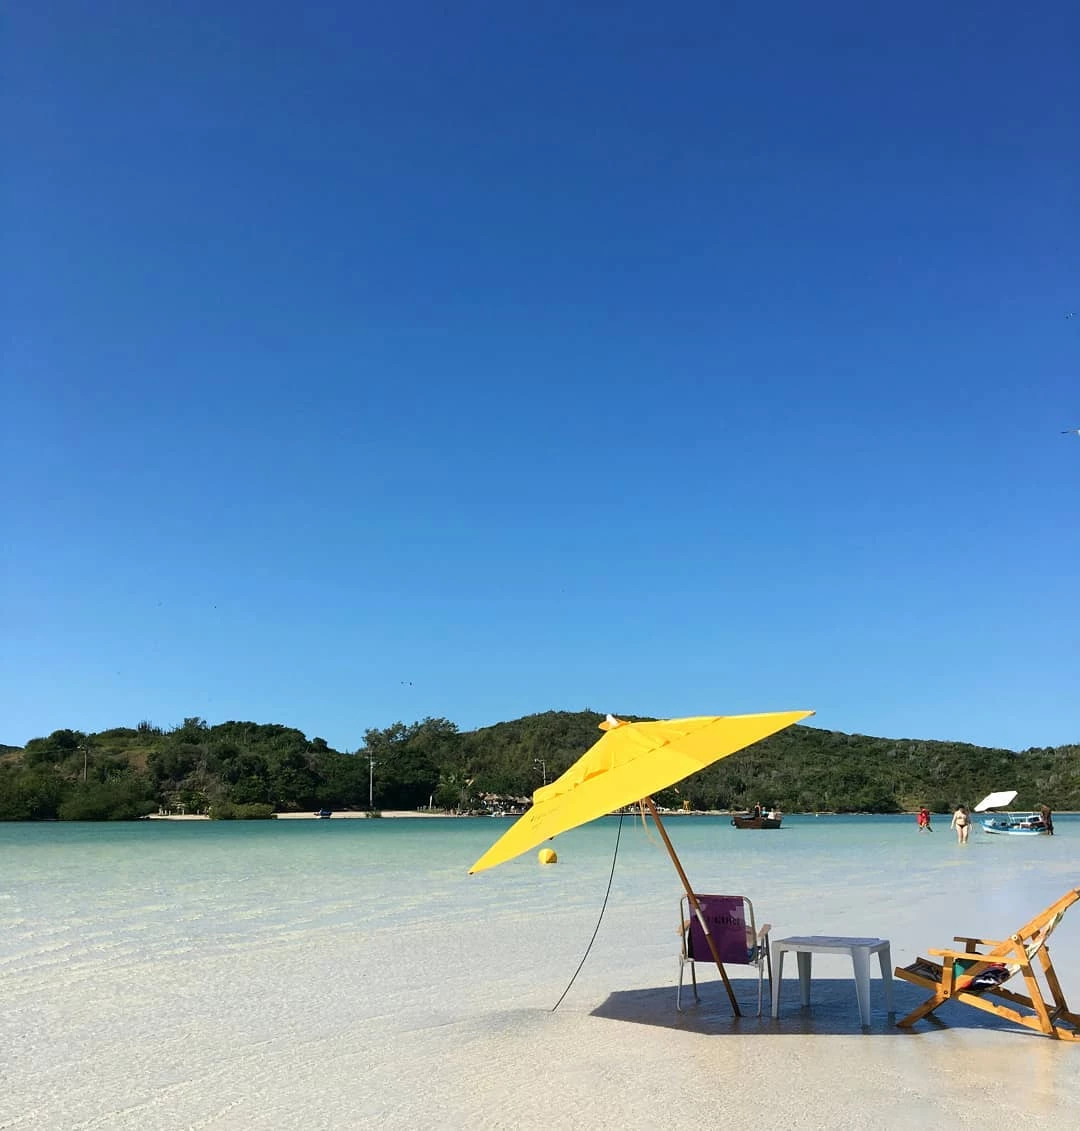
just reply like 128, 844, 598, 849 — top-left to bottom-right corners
2, 815, 1077, 1129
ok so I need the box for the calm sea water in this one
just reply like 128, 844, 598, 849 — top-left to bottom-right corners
2, 815, 1077, 1129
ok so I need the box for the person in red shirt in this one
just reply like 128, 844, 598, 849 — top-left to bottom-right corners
917, 807, 932, 832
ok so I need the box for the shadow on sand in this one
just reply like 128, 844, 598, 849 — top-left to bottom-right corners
589, 976, 1039, 1038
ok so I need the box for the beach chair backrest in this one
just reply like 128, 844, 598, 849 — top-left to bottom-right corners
687, 894, 754, 965
1009, 889, 1080, 956
1022, 910, 1067, 961
972, 889, 1080, 979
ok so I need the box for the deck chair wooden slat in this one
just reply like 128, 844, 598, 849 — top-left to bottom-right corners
894, 888, 1080, 1040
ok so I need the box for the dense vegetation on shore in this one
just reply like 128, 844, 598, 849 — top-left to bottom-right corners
1, 712, 1076, 821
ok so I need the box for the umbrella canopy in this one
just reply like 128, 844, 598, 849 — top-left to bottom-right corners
469, 709, 813, 874
974, 790, 1018, 813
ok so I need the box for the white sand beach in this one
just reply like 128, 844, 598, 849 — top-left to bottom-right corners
1, 815, 1077, 1130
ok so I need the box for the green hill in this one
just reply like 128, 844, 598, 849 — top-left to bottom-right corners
1, 711, 1076, 820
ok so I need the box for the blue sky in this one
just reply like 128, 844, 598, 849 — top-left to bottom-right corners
3, 1, 1077, 752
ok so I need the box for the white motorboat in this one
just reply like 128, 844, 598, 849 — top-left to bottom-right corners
974, 789, 1049, 836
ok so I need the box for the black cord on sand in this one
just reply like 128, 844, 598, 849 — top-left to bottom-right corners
550, 812, 624, 1013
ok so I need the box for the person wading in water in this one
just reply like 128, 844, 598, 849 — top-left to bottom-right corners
950, 805, 971, 844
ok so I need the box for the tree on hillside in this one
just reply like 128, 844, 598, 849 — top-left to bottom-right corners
3, 713, 1079, 820
362, 720, 446, 810
0, 766, 66, 820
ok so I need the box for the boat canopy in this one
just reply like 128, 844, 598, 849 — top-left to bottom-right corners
974, 790, 1018, 813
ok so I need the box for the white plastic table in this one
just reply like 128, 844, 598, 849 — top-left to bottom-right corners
771, 936, 895, 1027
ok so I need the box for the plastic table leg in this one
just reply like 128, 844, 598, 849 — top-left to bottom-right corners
796, 950, 813, 1007
851, 946, 872, 1026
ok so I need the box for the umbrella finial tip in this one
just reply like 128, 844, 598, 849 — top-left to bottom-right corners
600, 713, 624, 731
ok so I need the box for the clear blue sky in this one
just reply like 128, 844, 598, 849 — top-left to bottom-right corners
3, 2, 1077, 752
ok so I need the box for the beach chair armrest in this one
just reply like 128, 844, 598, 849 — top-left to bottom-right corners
927, 950, 1013, 968
756, 923, 772, 942
952, 936, 1003, 948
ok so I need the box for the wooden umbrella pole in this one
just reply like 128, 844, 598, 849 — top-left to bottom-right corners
643, 796, 741, 1017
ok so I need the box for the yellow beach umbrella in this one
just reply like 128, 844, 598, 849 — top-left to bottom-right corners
469, 708, 814, 1013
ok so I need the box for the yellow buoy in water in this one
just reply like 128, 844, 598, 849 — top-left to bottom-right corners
537, 847, 557, 865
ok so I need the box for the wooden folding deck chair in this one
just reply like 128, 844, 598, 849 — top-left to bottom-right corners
895, 888, 1080, 1040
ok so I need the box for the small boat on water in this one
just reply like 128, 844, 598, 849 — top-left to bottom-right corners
974, 789, 1050, 836
731, 812, 782, 829
982, 813, 1048, 836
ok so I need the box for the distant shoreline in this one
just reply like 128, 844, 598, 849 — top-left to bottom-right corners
145, 809, 458, 821
136, 808, 1080, 822
275, 810, 448, 819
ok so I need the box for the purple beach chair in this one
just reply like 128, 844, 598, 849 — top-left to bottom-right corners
677, 894, 773, 1016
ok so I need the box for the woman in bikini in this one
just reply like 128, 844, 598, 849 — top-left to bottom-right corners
950, 805, 971, 844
